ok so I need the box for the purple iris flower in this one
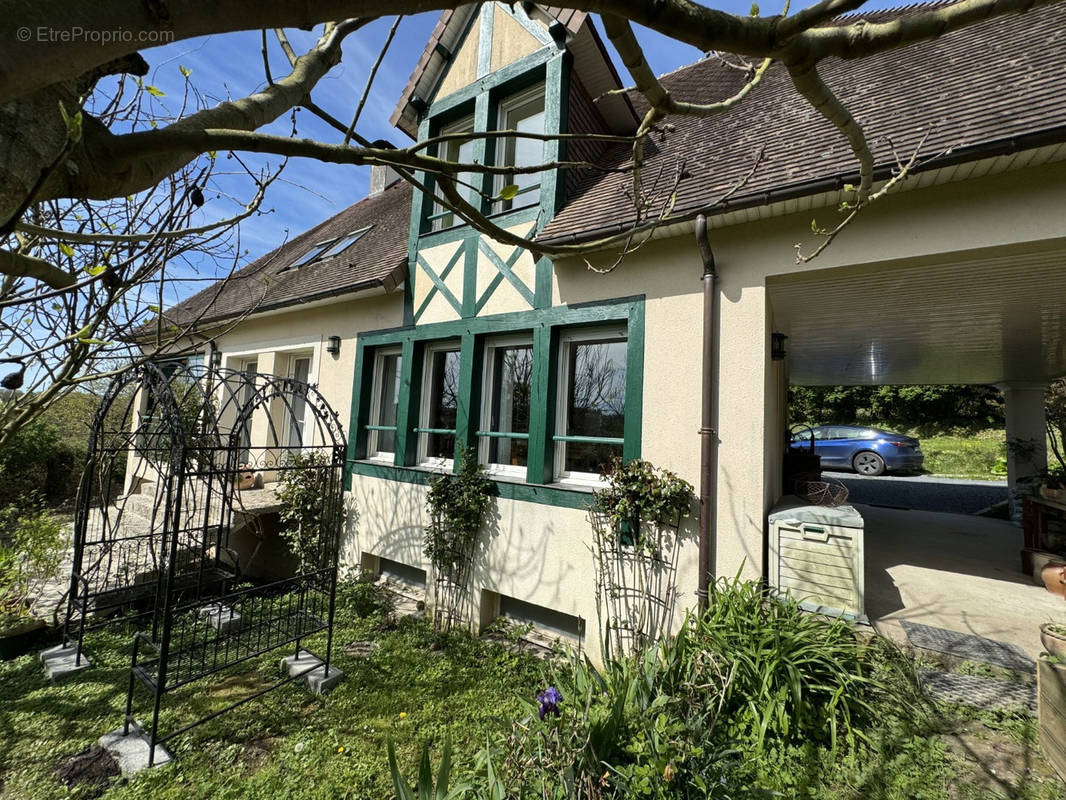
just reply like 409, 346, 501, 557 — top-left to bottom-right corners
537, 686, 562, 720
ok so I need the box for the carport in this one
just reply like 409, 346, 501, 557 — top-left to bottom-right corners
768, 238, 1066, 658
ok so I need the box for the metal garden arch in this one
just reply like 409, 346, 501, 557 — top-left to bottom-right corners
60, 361, 346, 763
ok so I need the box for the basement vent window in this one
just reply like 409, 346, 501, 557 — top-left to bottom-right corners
498, 594, 586, 642
278, 226, 372, 273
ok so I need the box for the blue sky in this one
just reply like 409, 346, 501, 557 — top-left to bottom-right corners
133, 1, 895, 306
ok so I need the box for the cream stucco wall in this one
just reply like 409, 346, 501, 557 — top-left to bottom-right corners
210, 292, 402, 434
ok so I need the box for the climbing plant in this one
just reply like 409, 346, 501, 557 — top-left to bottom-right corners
424, 448, 492, 630
590, 457, 695, 655
591, 457, 694, 555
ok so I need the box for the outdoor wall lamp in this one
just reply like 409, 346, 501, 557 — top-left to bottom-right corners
210, 349, 222, 367
771, 332, 788, 361
326, 336, 342, 356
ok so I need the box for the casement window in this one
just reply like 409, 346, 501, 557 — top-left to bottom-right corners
350, 299, 643, 504
494, 85, 545, 213
554, 326, 628, 483
367, 348, 402, 460
285, 354, 313, 447
418, 342, 462, 464
238, 359, 258, 462
430, 115, 477, 231
478, 336, 534, 476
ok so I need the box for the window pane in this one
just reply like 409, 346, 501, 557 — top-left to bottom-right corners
487, 344, 532, 467
239, 362, 257, 461
564, 338, 627, 474
288, 357, 310, 446
316, 227, 370, 260
373, 353, 401, 454
425, 349, 460, 459
433, 120, 476, 229
499, 92, 545, 210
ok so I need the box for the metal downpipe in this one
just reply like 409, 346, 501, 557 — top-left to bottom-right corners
695, 214, 717, 614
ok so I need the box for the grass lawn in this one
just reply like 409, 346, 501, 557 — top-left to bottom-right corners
918, 428, 1007, 480
0, 589, 543, 800
1, 580, 1064, 799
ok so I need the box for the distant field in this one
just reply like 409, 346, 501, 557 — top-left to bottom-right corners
918, 429, 1007, 480
852, 425, 1061, 480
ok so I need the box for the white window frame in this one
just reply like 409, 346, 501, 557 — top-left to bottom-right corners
368, 346, 403, 462
493, 83, 545, 212
418, 340, 462, 468
237, 357, 259, 462
553, 325, 628, 486
284, 352, 314, 448
478, 334, 534, 479
431, 115, 476, 231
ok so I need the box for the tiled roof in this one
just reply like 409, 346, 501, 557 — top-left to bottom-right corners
538, 1, 1066, 243
159, 179, 410, 328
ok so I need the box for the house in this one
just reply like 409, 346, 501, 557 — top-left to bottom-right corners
162, 1, 1066, 656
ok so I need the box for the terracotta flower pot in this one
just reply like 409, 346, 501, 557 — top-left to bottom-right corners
1041, 623, 1066, 660
1042, 485, 1066, 502
1041, 562, 1066, 599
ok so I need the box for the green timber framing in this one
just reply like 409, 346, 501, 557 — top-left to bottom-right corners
346, 296, 645, 509
403, 2, 571, 325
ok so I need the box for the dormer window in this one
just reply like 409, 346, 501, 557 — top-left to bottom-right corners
430, 115, 476, 231
494, 84, 545, 213
279, 226, 372, 273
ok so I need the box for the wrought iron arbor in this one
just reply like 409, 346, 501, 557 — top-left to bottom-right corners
63, 362, 346, 762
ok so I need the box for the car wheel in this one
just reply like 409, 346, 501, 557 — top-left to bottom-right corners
852, 451, 886, 476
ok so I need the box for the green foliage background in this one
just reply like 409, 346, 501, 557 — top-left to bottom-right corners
788, 384, 1004, 433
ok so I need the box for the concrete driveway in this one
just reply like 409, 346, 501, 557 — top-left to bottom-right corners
860, 504, 1061, 659
823, 471, 1007, 514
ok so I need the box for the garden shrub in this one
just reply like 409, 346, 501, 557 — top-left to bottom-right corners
336, 569, 394, 618
0, 502, 65, 629
276, 450, 333, 571
0, 418, 82, 509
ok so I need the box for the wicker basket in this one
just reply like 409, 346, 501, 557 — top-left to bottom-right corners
793, 478, 849, 507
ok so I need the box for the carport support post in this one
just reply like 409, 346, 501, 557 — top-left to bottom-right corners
997, 382, 1048, 521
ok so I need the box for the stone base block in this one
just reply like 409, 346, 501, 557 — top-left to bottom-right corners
199, 604, 242, 633
40, 643, 91, 681
280, 649, 344, 695
98, 725, 172, 775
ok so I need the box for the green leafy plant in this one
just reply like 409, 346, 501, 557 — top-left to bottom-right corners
276, 450, 333, 570
0, 502, 65, 631
388, 736, 469, 800
424, 448, 492, 574
592, 458, 694, 553
336, 568, 394, 618
425, 449, 492, 631
671, 572, 917, 752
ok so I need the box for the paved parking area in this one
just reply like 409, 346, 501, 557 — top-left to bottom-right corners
824, 471, 1007, 514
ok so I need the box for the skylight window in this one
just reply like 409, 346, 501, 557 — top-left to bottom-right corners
279, 226, 372, 273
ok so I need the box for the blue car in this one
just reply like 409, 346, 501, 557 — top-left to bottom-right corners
791, 425, 924, 476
